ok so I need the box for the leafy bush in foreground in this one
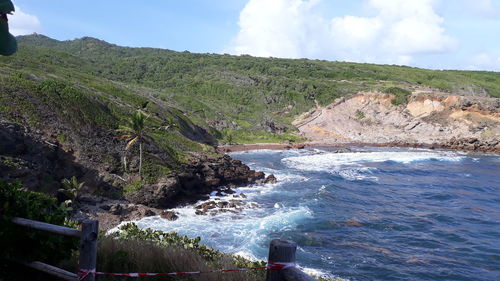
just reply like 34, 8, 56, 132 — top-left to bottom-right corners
99, 223, 266, 281
0, 181, 79, 264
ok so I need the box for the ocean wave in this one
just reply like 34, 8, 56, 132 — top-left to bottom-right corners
113, 203, 313, 260
336, 167, 378, 182
300, 266, 348, 281
282, 151, 464, 172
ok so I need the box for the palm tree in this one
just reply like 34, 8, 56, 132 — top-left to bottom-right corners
59, 176, 84, 201
117, 110, 150, 178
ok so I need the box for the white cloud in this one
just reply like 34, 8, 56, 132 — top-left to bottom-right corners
231, 0, 321, 58
376, 0, 453, 54
9, 6, 41, 36
229, 0, 455, 66
330, 16, 382, 49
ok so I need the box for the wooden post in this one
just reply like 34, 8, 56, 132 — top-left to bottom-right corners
79, 220, 98, 281
266, 239, 297, 281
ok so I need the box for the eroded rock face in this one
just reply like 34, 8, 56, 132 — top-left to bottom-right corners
442, 137, 500, 152
125, 154, 266, 209
0, 120, 116, 195
294, 91, 500, 152
261, 119, 287, 134
125, 176, 180, 208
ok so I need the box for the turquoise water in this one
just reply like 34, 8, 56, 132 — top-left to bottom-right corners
131, 147, 500, 280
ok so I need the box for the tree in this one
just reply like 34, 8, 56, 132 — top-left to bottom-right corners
60, 176, 84, 201
59, 176, 84, 208
117, 110, 150, 178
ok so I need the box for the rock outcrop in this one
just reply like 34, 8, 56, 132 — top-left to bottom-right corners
194, 198, 259, 216
264, 174, 277, 184
294, 90, 500, 152
125, 153, 266, 209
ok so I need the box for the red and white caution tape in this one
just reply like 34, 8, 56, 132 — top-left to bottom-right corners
78, 262, 295, 280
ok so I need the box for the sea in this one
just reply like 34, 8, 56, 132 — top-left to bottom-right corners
124, 147, 500, 281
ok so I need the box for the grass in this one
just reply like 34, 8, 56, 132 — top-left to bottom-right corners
141, 156, 172, 184
383, 87, 412, 106
2, 34, 499, 148
123, 180, 144, 194
94, 236, 265, 281
220, 128, 305, 144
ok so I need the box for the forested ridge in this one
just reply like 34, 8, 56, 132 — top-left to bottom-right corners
3, 34, 498, 143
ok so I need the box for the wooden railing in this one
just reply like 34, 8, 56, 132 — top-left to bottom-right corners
10, 217, 98, 281
10, 217, 315, 281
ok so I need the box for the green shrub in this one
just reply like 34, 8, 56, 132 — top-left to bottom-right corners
141, 160, 171, 184
114, 223, 225, 261
59, 176, 84, 202
383, 87, 411, 106
123, 180, 144, 194
355, 110, 365, 119
114, 223, 267, 268
57, 133, 67, 143
0, 181, 79, 264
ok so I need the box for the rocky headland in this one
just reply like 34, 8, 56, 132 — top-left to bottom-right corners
0, 119, 275, 230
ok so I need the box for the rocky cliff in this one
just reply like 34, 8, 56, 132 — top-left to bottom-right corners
294, 89, 500, 152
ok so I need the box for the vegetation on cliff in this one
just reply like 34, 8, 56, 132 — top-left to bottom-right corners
2, 34, 499, 145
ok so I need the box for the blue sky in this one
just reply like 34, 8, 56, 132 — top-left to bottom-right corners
9, 0, 500, 71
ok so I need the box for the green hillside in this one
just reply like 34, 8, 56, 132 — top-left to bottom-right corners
2, 34, 499, 145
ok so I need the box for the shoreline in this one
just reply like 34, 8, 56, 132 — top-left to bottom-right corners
87, 140, 499, 231
217, 140, 500, 154
83, 140, 498, 231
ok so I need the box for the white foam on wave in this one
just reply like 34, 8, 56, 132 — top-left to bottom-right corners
300, 266, 348, 281
281, 151, 465, 181
283, 151, 464, 169
235, 168, 310, 198
337, 167, 378, 182
277, 172, 309, 181
111, 200, 314, 261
